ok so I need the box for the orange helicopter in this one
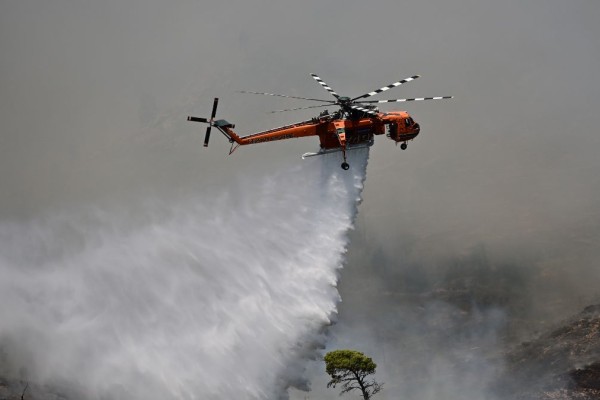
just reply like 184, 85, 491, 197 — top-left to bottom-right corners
187, 73, 452, 170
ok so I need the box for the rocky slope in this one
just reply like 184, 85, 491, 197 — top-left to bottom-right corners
497, 304, 600, 399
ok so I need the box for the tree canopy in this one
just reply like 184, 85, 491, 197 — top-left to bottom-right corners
324, 349, 383, 400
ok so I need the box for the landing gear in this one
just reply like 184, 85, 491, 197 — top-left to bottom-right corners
400, 142, 408, 150
334, 121, 350, 170
340, 141, 350, 170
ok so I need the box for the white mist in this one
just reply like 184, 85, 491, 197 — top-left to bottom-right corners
0, 149, 369, 399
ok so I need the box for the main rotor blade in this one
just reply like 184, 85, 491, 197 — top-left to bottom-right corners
268, 103, 334, 113
238, 91, 335, 103
360, 96, 454, 103
310, 73, 340, 99
350, 105, 378, 116
351, 75, 420, 101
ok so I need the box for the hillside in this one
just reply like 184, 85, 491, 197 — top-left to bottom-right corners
497, 304, 600, 399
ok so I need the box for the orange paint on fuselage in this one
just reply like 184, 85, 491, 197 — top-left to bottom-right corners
222, 111, 420, 150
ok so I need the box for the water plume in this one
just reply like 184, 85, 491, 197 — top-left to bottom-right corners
0, 148, 369, 399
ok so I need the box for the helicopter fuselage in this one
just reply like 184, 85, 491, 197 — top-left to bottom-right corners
219, 111, 420, 150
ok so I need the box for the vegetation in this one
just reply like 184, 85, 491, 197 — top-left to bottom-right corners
324, 349, 383, 400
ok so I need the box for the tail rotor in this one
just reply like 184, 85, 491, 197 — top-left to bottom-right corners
187, 97, 219, 147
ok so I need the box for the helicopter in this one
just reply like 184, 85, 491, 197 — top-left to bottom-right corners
187, 73, 452, 170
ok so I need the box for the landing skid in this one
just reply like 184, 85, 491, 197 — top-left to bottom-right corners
301, 140, 374, 159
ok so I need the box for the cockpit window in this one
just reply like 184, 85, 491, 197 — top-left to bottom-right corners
405, 118, 412, 127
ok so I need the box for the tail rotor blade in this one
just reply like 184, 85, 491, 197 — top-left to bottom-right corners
187, 116, 208, 123
204, 126, 212, 147
210, 98, 219, 119
204, 98, 218, 147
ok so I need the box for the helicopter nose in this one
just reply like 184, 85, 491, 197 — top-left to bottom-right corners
413, 123, 420, 134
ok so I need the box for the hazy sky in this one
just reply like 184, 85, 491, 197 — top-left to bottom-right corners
2, 0, 599, 218
2, 0, 598, 299
2, 0, 600, 398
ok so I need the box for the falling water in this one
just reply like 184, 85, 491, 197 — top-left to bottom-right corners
0, 148, 369, 399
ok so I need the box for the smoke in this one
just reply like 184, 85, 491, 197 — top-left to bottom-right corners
0, 148, 369, 400
292, 191, 600, 400
2, 1, 599, 399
